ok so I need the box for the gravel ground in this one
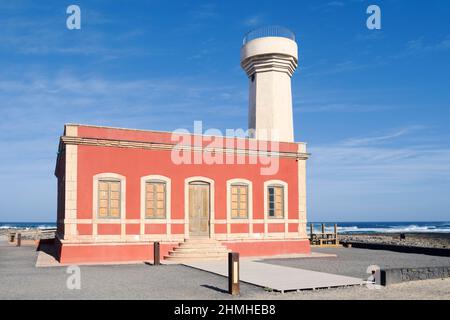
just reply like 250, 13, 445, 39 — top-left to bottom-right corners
1, 241, 450, 300
0, 242, 262, 300
262, 247, 450, 279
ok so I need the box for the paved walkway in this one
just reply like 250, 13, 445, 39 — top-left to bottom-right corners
185, 260, 364, 292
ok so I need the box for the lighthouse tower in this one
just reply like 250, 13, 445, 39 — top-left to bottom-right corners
241, 26, 298, 142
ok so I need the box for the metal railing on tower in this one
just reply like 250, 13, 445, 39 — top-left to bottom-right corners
242, 25, 296, 45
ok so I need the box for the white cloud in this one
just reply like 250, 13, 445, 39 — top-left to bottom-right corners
407, 36, 450, 52
0, 70, 248, 220
341, 126, 427, 146
188, 3, 219, 20
302, 60, 371, 78
308, 128, 450, 221
242, 14, 265, 27
311, 1, 345, 11
295, 102, 396, 113
0, 14, 150, 59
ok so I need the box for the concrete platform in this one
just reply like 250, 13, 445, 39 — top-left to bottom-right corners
184, 260, 364, 293
241, 252, 336, 260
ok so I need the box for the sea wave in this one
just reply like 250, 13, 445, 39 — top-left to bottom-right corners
0, 223, 56, 230
337, 224, 450, 234
308, 222, 450, 234
2, 222, 449, 234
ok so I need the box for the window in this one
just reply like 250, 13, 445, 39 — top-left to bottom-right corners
231, 184, 248, 219
98, 180, 121, 218
268, 185, 284, 218
145, 181, 166, 219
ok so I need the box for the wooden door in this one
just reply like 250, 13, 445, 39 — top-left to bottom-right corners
189, 182, 210, 237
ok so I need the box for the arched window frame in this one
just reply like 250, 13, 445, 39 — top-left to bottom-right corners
93, 173, 126, 220
226, 179, 253, 221
140, 175, 171, 221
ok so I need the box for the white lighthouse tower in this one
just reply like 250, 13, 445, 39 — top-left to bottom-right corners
241, 26, 298, 142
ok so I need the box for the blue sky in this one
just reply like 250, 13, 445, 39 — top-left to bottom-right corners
0, 0, 449, 222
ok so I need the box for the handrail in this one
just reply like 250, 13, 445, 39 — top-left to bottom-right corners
243, 25, 296, 45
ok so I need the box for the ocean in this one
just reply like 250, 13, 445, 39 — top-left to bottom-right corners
311, 221, 450, 234
0, 222, 56, 230
1, 221, 449, 234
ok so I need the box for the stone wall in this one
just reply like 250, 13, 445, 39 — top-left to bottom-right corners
342, 241, 450, 257
381, 266, 450, 286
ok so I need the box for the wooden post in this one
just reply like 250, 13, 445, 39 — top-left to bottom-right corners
153, 241, 160, 266
310, 223, 313, 241
9, 232, 15, 243
17, 233, 21, 247
334, 224, 338, 245
228, 252, 240, 295
320, 224, 326, 245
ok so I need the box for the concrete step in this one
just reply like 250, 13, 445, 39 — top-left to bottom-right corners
169, 250, 230, 256
173, 247, 230, 253
182, 238, 220, 244
164, 255, 228, 262
164, 238, 231, 262
177, 243, 228, 249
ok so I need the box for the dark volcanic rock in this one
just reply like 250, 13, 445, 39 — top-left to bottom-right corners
340, 233, 450, 249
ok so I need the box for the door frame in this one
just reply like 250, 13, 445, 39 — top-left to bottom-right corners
184, 176, 215, 239
188, 181, 210, 237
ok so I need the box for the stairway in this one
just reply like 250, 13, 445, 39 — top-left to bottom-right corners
164, 238, 230, 262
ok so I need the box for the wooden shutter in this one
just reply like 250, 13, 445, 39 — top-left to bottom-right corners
231, 184, 248, 219
146, 181, 166, 219
109, 181, 121, 218
98, 181, 109, 218
274, 186, 284, 218
98, 180, 121, 218
268, 185, 284, 218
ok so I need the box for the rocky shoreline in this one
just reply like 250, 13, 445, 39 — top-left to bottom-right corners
0, 227, 56, 240
2, 228, 450, 250
339, 232, 450, 249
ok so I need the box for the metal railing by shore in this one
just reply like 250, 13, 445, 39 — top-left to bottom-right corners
7, 228, 56, 244
309, 223, 339, 246
242, 25, 296, 45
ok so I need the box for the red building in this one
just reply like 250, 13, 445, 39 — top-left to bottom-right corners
54, 27, 311, 264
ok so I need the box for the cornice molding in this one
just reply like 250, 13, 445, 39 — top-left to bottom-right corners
242, 53, 298, 77
60, 136, 309, 160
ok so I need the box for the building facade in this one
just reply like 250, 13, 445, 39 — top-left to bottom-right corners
54, 27, 311, 263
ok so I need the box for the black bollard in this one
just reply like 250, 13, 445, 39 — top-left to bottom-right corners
17, 233, 22, 247
228, 252, 240, 295
153, 241, 160, 266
